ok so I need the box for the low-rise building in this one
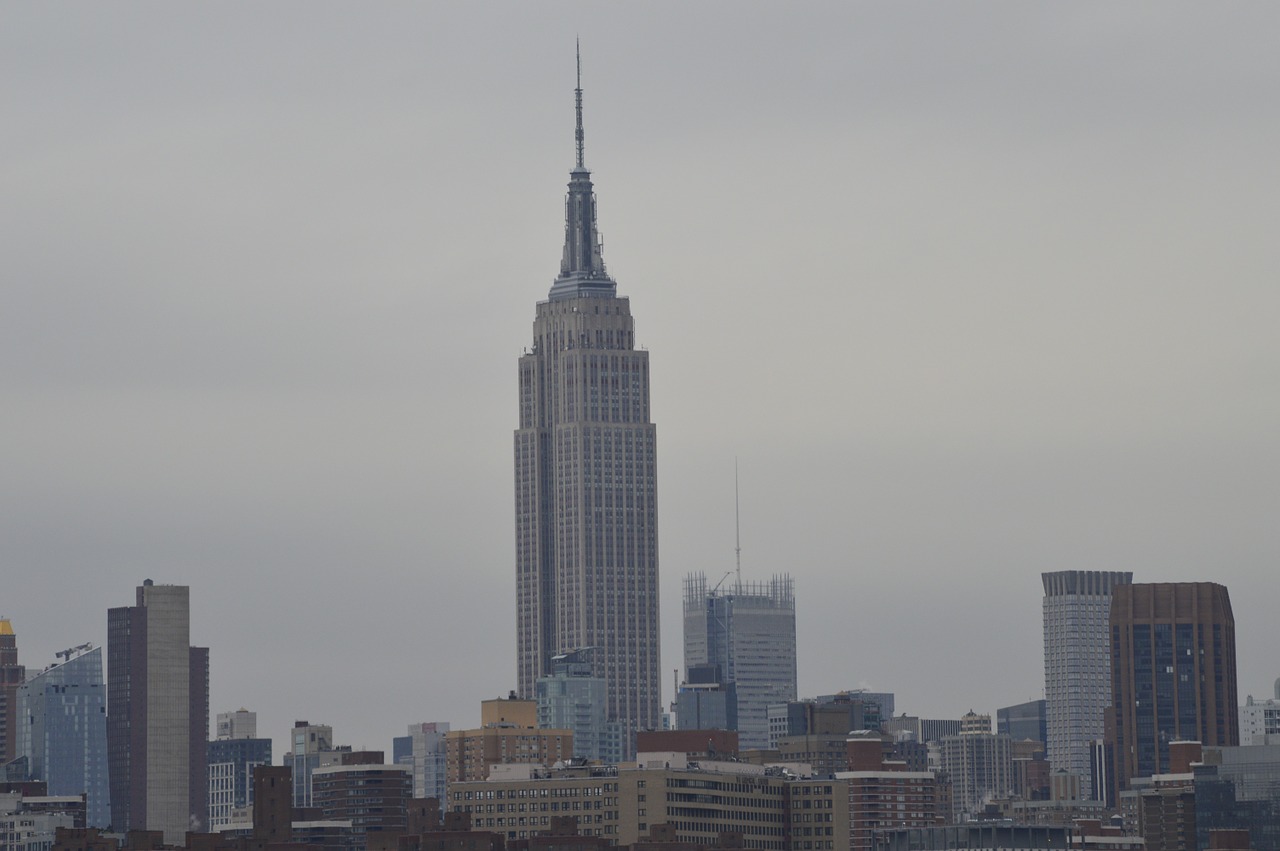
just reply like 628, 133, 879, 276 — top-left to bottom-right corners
1195, 742, 1280, 851
447, 754, 850, 851
1, 792, 85, 851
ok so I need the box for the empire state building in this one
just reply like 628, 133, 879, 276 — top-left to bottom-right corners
515, 59, 660, 738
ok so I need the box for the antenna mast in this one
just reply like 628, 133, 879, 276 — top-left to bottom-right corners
575, 38, 585, 169
735, 459, 742, 590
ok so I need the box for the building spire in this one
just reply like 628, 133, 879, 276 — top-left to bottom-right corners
549, 40, 615, 301
575, 37, 585, 169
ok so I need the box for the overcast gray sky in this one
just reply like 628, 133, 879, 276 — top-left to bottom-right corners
4, 3, 1278, 756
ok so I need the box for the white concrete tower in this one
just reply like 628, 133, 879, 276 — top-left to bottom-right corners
1042, 570, 1131, 800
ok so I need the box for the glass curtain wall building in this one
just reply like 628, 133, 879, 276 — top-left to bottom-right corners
683, 573, 797, 750
16, 646, 110, 827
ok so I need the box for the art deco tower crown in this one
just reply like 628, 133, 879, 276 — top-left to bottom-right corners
549, 42, 615, 301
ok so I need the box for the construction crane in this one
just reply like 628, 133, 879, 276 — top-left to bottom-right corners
55, 642, 93, 661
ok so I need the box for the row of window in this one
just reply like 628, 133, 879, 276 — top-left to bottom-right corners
456, 784, 617, 800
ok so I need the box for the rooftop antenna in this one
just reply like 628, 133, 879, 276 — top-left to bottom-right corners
734, 458, 742, 590
575, 38, 585, 169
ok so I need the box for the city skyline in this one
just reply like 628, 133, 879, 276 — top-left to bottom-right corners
4, 4, 1280, 758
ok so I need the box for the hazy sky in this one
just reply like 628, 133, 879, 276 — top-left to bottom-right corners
4, 3, 1278, 757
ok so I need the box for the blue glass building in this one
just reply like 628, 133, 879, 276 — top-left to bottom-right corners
16, 646, 110, 827
1195, 744, 1280, 851
207, 735, 272, 829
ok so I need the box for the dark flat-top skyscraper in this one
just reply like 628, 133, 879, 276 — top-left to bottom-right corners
1109, 581, 1238, 789
515, 55, 660, 737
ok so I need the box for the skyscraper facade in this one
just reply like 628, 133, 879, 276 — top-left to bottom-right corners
400, 722, 450, 801
514, 59, 660, 738
283, 720, 336, 808
676, 664, 738, 733
997, 699, 1047, 744
216, 709, 258, 741
106, 581, 210, 842
1241, 694, 1280, 746
536, 650, 624, 765
208, 709, 271, 831
938, 718, 1015, 819
15, 645, 110, 827
1193, 743, 1280, 851
683, 574, 797, 750
1110, 581, 1238, 790
0, 619, 24, 766
1042, 570, 1131, 800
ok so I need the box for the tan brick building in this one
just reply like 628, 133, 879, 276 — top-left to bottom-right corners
448, 756, 850, 851
444, 727, 573, 784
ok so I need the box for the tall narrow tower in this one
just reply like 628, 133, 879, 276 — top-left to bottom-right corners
515, 49, 660, 740
1042, 571, 1131, 800
0, 619, 24, 766
106, 581, 210, 842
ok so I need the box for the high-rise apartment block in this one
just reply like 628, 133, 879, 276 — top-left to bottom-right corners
1109, 582, 1238, 790
399, 722, 450, 801
939, 712, 1014, 818
312, 755, 412, 848
15, 645, 110, 827
444, 720, 572, 784
215, 709, 257, 741
207, 709, 271, 831
1042, 570, 1131, 800
536, 650, 624, 765
1240, 685, 1280, 746
282, 720, 337, 808
684, 574, 797, 750
840, 732, 943, 851
515, 62, 660, 739
106, 581, 209, 842
0, 620, 25, 766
